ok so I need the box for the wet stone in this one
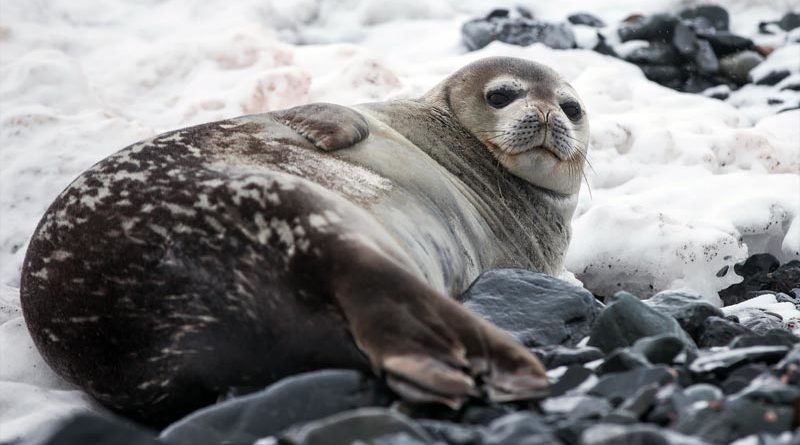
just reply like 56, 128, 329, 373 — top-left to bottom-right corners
461, 15, 576, 51
618, 14, 680, 43
624, 42, 680, 65
672, 22, 698, 56
24, 413, 160, 445
159, 370, 392, 445
580, 423, 706, 445
720, 363, 769, 394
588, 292, 695, 354
417, 420, 484, 445
697, 316, 752, 348
645, 290, 723, 342
689, 345, 790, 375
459, 404, 515, 426
484, 412, 557, 445
588, 366, 675, 407
702, 32, 754, 57
548, 365, 595, 397
639, 64, 687, 89
542, 394, 613, 419
683, 384, 724, 404
735, 372, 800, 405
679, 5, 730, 32
531, 345, 605, 369
730, 330, 800, 348
632, 335, 685, 364
618, 383, 660, 418
645, 384, 690, 426
568, 12, 605, 28
595, 349, 650, 375
279, 408, 435, 445
693, 39, 720, 74
462, 269, 603, 348
673, 398, 794, 444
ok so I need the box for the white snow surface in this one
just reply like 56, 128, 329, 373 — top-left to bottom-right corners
0, 0, 799, 440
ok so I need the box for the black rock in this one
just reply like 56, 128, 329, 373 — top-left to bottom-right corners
617, 383, 660, 418
631, 335, 685, 364
689, 345, 790, 375
548, 365, 595, 397
778, 12, 800, 31
596, 349, 650, 375
23, 413, 159, 445
624, 42, 680, 65
701, 32, 754, 57
730, 330, 799, 349
639, 64, 687, 89
531, 345, 605, 369
484, 412, 557, 445
618, 14, 680, 43
160, 370, 392, 445
720, 363, 769, 394
462, 269, 603, 347
693, 39, 720, 74
673, 398, 794, 444
542, 394, 613, 419
719, 50, 765, 85
588, 366, 675, 407
460, 404, 515, 426
645, 290, 724, 341
588, 292, 696, 353
417, 420, 484, 445
735, 372, 800, 405
683, 384, 723, 403
461, 16, 576, 51
568, 12, 605, 28
580, 423, 703, 445
279, 408, 435, 445
775, 344, 800, 386
645, 384, 690, 426
679, 5, 730, 32
719, 255, 800, 305
672, 22, 698, 57
486, 8, 509, 20
697, 316, 753, 348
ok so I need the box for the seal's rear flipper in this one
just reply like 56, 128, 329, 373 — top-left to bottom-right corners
275, 103, 369, 151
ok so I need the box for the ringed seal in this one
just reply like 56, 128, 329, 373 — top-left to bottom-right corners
20, 57, 589, 425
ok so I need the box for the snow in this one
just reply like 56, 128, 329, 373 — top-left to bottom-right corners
0, 0, 798, 440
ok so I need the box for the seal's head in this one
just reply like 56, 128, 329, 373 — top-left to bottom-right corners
430, 56, 589, 195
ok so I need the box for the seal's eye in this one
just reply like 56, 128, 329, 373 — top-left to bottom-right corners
560, 101, 582, 121
486, 91, 513, 108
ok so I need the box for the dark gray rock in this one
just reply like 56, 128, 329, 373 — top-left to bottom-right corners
735, 372, 800, 405
632, 335, 685, 364
461, 16, 576, 51
689, 345, 790, 374
568, 12, 605, 28
645, 290, 723, 341
618, 14, 680, 43
775, 344, 800, 386
542, 394, 613, 419
719, 256, 800, 304
548, 365, 595, 397
280, 408, 435, 445
639, 64, 686, 89
462, 269, 603, 347
673, 398, 794, 444
596, 349, 650, 375
593, 34, 618, 57
693, 40, 720, 74
697, 316, 752, 348
672, 22, 698, 57
683, 384, 723, 403
733, 309, 785, 335
720, 363, 769, 394
702, 32, 754, 57
417, 420, 484, 445
617, 383, 660, 418
645, 384, 691, 426
719, 50, 765, 85
730, 330, 799, 348
484, 412, 557, 445
22, 413, 159, 445
624, 42, 680, 65
581, 423, 709, 445
160, 370, 392, 445
531, 345, 605, 369
588, 292, 696, 353
778, 12, 800, 31
679, 5, 730, 32
460, 404, 515, 426
588, 366, 675, 407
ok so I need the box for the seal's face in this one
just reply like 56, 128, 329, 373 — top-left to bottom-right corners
442, 57, 589, 195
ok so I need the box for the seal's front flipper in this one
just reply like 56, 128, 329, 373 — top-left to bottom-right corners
274, 103, 369, 151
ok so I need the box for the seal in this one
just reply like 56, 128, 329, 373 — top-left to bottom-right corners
20, 57, 589, 426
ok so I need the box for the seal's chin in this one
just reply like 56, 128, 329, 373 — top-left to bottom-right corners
489, 143, 583, 195
499, 145, 571, 163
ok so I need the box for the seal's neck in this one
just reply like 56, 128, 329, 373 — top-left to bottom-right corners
359, 99, 577, 275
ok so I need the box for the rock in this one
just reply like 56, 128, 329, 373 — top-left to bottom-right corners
701, 32, 754, 57
617, 383, 660, 418
541, 395, 613, 419
486, 8, 509, 20
588, 366, 675, 406
596, 349, 650, 375
618, 14, 680, 43
689, 345, 790, 375
645, 384, 691, 426
778, 12, 800, 31
719, 255, 800, 305
673, 398, 794, 444
679, 5, 730, 32
639, 64, 687, 89
588, 292, 696, 353
734, 309, 785, 335
624, 42, 680, 65
280, 408, 435, 445
531, 345, 605, 369
24, 413, 159, 445
645, 290, 724, 341
461, 15, 576, 51
735, 372, 800, 405
731, 330, 799, 349
775, 344, 800, 386
462, 269, 603, 347
548, 365, 595, 397
693, 39, 720, 74
719, 50, 765, 85
568, 12, 605, 28
160, 370, 392, 445
672, 22, 698, 57
482, 412, 558, 445
682, 74, 725, 94
631, 335, 685, 364
720, 363, 768, 394
581, 423, 708, 445
417, 420, 484, 445
697, 316, 753, 348
683, 384, 724, 404
753, 69, 792, 86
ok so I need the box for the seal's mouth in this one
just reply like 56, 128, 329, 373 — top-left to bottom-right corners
499, 145, 569, 162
